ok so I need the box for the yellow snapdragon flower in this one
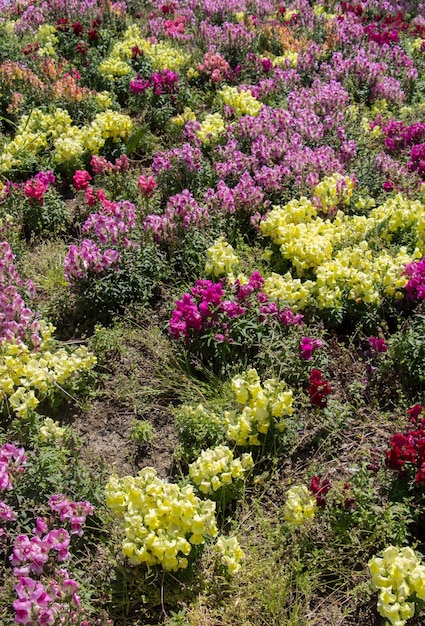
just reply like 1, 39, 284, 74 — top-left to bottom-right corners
1, 328, 96, 418
105, 467, 218, 571
219, 86, 262, 117
224, 369, 292, 446
172, 107, 196, 127
283, 484, 316, 526
214, 535, 244, 574
39, 417, 66, 442
189, 445, 253, 495
369, 546, 425, 626
205, 236, 239, 277
273, 52, 298, 68
197, 113, 225, 144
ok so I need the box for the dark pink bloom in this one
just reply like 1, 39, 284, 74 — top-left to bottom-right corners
368, 336, 387, 353
73, 170, 92, 191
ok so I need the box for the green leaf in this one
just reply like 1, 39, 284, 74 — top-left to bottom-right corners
125, 126, 145, 156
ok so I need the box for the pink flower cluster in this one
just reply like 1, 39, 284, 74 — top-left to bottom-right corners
130, 69, 179, 96
409, 143, 425, 180
0, 443, 26, 492
152, 143, 201, 175
368, 336, 387, 354
197, 51, 231, 83
64, 186, 137, 283
64, 239, 120, 283
9, 492, 94, 624
137, 174, 157, 198
11, 528, 72, 574
82, 200, 136, 245
0, 241, 41, 347
169, 271, 303, 344
204, 172, 268, 215
13, 569, 84, 626
382, 120, 425, 153
72, 169, 92, 191
48, 494, 94, 537
23, 171, 55, 205
90, 154, 130, 176
403, 257, 425, 301
0, 443, 26, 532
144, 189, 208, 244
164, 14, 186, 37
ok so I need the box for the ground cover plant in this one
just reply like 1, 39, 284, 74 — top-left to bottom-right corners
2, 0, 425, 623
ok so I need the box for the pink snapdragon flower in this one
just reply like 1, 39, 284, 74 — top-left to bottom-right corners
137, 175, 157, 198
73, 170, 92, 191
299, 337, 324, 360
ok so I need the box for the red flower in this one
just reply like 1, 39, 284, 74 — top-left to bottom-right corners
309, 475, 332, 508
407, 404, 423, 424
56, 17, 69, 31
87, 28, 99, 42
415, 464, 425, 484
131, 46, 142, 58
72, 22, 83, 36
308, 369, 332, 408
76, 41, 89, 55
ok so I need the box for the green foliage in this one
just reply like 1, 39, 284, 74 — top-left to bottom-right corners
129, 419, 155, 444
24, 188, 70, 240
71, 241, 170, 326
164, 610, 192, 626
173, 403, 226, 465
378, 313, 425, 397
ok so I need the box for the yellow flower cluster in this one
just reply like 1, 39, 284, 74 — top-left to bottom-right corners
224, 369, 293, 446
283, 484, 317, 526
92, 110, 133, 142
1, 326, 96, 418
260, 192, 420, 311
205, 236, 239, 277
313, 4, 337, 18
315, 245, 410, 308
0, 107, 133, 171
36, 24, 58, 57
95, 91, 115, 111
196, 113, 225, 144
370, 195, 425, 252
105, 467, 218, 571
370, 99, 389, 117
214, 535, 245, 575
100, 24, 189, 79
369, 546, 425, 625
39, 417, 66, 442
264, 272, 314, 310
261, 198, 334, 275
313, 173, 355, 215
273, 52, 299, 68
189, 445, 253, 495
219, 86, 262, 117
172, 107, 196, 127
